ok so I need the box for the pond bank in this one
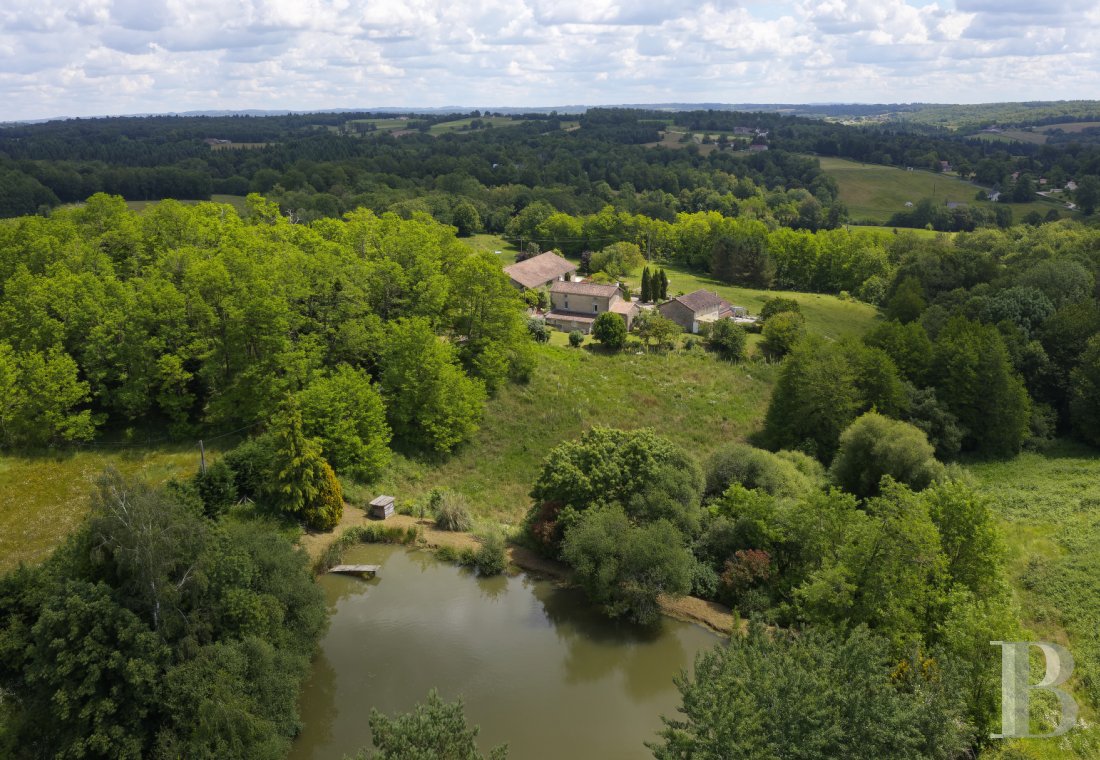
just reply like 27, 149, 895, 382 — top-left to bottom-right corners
301, 508, 736, 636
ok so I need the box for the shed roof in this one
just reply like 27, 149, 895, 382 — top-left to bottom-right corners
370, 495, 395, 507
550, 280, 621, 298
503, 252, 577, 289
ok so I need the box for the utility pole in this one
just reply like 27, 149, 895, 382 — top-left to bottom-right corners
199, 439, 207, 476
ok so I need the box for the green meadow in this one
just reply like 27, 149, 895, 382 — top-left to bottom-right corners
816, 156, 1073, 224
969, 442, 1100, 758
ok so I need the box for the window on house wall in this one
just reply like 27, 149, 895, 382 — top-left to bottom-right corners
593, 303, 599, 313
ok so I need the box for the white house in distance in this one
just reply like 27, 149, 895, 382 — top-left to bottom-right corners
659, 290, 747, 334
503, 251, 577, 291
544, 281, 639, 334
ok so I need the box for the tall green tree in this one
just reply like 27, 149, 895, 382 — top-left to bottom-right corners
591, 311, 627, 350
763, 337, 906, 461
296, 365, 392, 481
931, 317, 1030, 456
1070, 334, 1100, 446
641, 267, 652, 303
829, 411, 944, 498
380, 317, 486, 453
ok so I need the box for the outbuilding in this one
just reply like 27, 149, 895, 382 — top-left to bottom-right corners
369, 495, 396, 519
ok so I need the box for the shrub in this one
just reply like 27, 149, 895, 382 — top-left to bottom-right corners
568, 330, 584, 347
434, 490, 474, 532
592, 311, 627, 349
829, 411, 944, 498
760, 311, 805, 360
759, 297, 801, 321
527, 317, 550, 343
222, 434, 277, 501
473, 530, 508, 576
704, 443, 821, 498
705, 320, 747, 361
192, 459, 237, 517
562, 506, 693, 625
305, 462, 344, 531
351, 690, 508, 760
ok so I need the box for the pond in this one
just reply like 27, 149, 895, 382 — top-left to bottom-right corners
288, 544, 722, 760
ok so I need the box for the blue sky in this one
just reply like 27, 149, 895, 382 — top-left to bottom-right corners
1, 0, 1097, 120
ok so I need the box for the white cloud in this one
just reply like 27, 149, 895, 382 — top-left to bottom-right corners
0, 0, 1097, 120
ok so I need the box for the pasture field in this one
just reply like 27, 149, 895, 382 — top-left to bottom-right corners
816, 156, 1073, 224
428, 116, 525, 135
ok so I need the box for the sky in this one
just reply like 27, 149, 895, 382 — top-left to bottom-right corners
1, 0, 1098, 121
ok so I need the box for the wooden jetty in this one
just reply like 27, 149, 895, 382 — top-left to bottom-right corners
328, 564, 381, 578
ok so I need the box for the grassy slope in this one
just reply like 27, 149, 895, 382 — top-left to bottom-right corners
377, 344, 780, 525
0, 444, 224, 572
816, 156, 1073, 224
969, 441, 1100, 758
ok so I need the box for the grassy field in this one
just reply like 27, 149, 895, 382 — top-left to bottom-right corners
816, 156, 1073, 224
0, 443, 224, 573
1041, 121, 1100, 134
969, 441, 1100, 758
428, 116, 524, 136
967, 130, 1049, 145
965, 121, 1100, 146
376, 343, 780, 524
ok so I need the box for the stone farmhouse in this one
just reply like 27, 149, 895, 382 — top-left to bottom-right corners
544, 281, 639, 334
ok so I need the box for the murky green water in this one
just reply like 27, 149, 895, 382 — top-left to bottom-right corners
288, 544, 721, 760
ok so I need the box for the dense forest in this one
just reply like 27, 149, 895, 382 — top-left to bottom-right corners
2, 107, 1099, 230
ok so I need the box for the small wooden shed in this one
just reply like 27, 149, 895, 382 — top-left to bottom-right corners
369, 495, 395, 519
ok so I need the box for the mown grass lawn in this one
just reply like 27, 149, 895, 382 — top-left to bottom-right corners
969, 440, 1100, 758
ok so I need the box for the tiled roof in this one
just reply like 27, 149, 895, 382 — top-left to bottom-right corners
672, 289, 730, 314
550, 280, 621, 298
503, 252, 577, 289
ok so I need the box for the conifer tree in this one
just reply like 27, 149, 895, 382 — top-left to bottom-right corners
641, 267, 652, 302
271, 398, 343, 530
658, 269, 669, 300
